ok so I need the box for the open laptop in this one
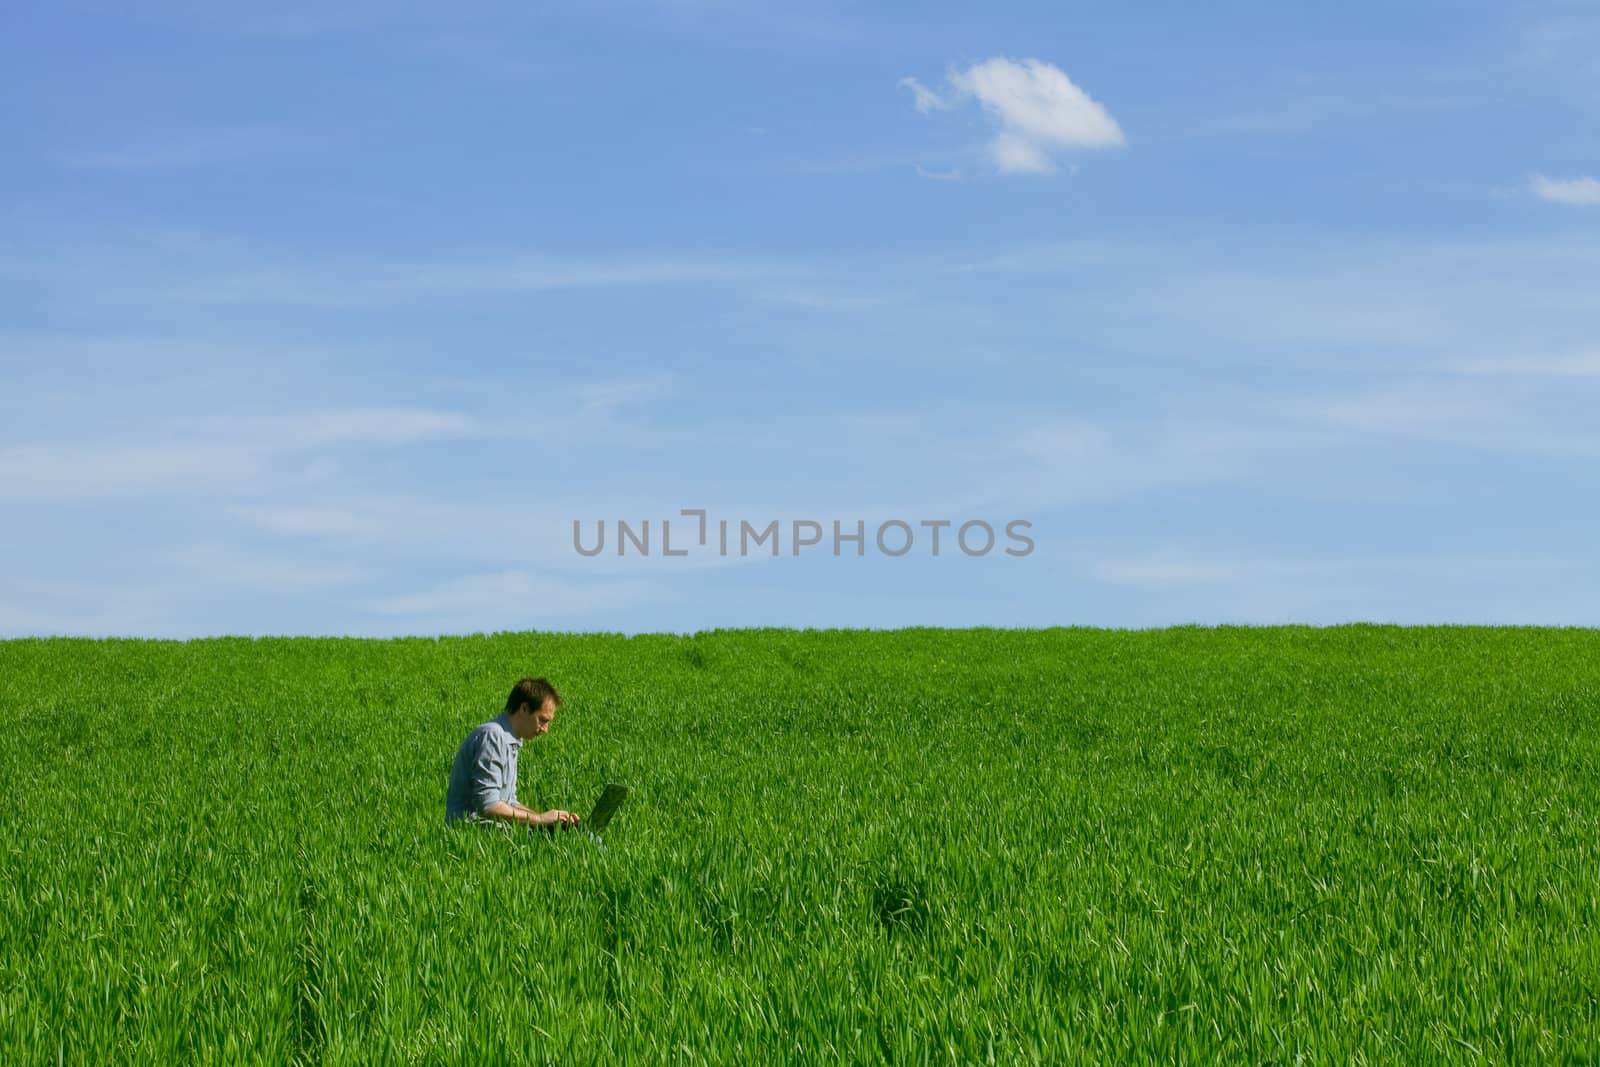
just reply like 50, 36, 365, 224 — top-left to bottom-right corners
585, 782, 628, 833
544, 782, 628, 840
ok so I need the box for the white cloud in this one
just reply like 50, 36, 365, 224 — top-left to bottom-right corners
989, 131, 1054, 175
0, 444, 260, 498
1456, 351, 1600, 377
1200, 76, 1461, 140
0, 232, 784, 310
363, 568, 663, 628
1152, 237, 1600, 369
1092, 557, 1241, 588
1516, 13, 1600, 77
0, 373, 672, 504
562, 375, 674, 416
935, 57, 1125, 174
246, 507, 381, 536
1532, 174, 1600, 205
283, 407, 478, 446
64, 127, 311, 171
1009, 420, 1115, 462
1290, 378, 1600, 460
754, 286, 899, 309
179, 554, 371, 590
913, 164, 962, 182
896, 76, 947, 114
1078, 548, 1582, 627
0, 407, 485, 500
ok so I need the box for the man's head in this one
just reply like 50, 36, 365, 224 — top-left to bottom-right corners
505, 677, 561, 740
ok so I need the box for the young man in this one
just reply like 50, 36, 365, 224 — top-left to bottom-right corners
445, 677, 582, 830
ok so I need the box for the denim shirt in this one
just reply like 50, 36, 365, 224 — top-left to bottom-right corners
445, 712, 522, 825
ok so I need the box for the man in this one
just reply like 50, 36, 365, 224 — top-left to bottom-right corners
445, 677, 582, 830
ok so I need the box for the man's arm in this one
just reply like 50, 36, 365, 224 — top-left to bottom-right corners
482, 801, 580, 828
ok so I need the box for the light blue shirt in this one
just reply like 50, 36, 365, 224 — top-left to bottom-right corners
445, 712, 522, 825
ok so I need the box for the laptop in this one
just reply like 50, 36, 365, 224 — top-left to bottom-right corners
544, 782, 628, 839
585, 782, 628, 833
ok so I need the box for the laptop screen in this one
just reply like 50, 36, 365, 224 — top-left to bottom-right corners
587, 783, 628, 832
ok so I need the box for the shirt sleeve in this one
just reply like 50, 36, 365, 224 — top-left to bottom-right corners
468, 733, 511, 814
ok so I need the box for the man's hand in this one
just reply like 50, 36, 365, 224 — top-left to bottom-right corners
541, 809, 581, 828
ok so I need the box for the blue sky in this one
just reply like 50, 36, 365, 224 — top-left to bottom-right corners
3, 0, 1599, 636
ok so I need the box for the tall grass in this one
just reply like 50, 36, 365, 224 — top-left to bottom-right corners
2, 626, 1597, 1062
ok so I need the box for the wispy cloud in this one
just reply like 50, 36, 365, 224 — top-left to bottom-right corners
1199, 78, 1464, 140
1149, 238, 1600, 371
1203, 94, 1353, 137
752, 149, 962, 178
245, 507, 383, 537
0, 232, 789, 311
7, 224, 1600, 632
281, 408, 479, 446
1515, 11, 1600, 79
897, 76, 948, 114
162, 544, 375, 590
1456, 351, 1600, 377
752, 287, 900, 310
0, 444, 261, 499
1531, 174, 1600, 205
62, 127, 312, 170
903, 57, 1125, 175
1081, 547, 1579, 618
0, 376, 674, 502
1290, 378, 1600, 461
1, 407, 483, 498
362, 568, 665, 630
175, 255, 774, 308
1091, 556, 1241, 588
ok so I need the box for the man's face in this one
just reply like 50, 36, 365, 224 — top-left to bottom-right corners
513, 697, 557, 739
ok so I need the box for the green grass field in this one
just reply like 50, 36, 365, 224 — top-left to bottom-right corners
2, 626, 1598, 1064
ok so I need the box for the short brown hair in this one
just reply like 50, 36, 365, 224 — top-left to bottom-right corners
506, 677, 561, 714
